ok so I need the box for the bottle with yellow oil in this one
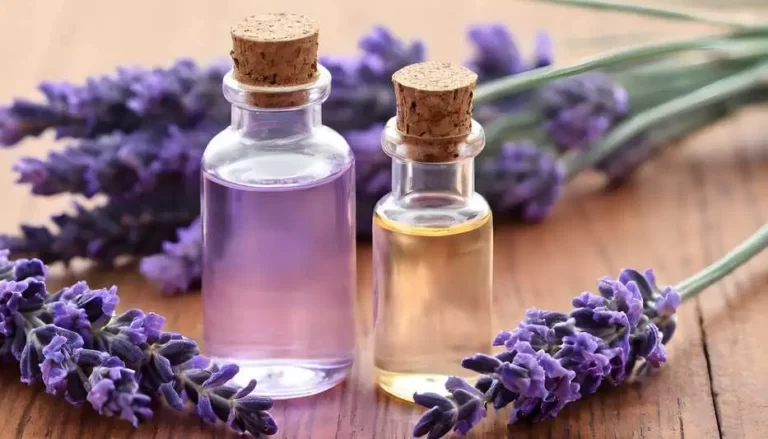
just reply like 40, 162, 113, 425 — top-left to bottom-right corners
372, 62, 493, 402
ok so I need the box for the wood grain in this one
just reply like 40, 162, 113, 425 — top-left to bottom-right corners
1, 1, 767, 438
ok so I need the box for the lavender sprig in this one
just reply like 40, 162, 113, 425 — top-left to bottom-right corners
0, 249, 276, 435
14, 122, 222, 198
139, 218, 202, 294
477, 142, 564, 223
0, 187, 199, 266
413, 268, 681, 437
0, 59, 229, 146
321, 27, 425, 131
468, 25, 554, 120
413, 225, 768, 437
539, 72, 629, 151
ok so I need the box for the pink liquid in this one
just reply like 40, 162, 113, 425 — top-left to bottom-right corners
201, 161, 356, 399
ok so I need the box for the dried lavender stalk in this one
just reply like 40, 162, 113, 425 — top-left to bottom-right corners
0, 59, 229, 146
413, 225, 768, 437
0, 250, 276, 436
0, 187, 199, 266
14, 122, 222, 198
413, 269, 682, 436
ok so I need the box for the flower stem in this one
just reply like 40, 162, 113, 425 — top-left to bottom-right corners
563, 60, 768, 180
473, 33, 754, 104
534, 0, 763, 29
676, 224, 768, 301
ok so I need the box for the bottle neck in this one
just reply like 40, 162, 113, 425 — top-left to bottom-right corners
231, 105, 322, 141
390, 156, 476, 203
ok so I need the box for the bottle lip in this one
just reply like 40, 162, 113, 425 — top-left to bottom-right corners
380, 117, 486, 163
222, 64, 331, 111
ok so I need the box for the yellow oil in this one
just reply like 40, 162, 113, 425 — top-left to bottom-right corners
372, 211, 493, 402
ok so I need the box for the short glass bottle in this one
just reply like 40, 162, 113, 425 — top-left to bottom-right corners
201, 65, 357, 399
372, 118, 494, 402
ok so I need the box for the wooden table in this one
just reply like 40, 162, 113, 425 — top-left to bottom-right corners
1, 1, 767, 437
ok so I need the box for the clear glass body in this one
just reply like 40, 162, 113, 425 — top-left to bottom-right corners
372, 119, 494, 402
201, 67, 356, 399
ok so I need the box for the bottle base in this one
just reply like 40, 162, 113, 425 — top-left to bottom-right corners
374, 368, 478, 403
211, 357, 354, 400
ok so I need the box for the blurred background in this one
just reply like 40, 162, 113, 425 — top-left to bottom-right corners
2, 0, 766, 228
3, 0, 768, 279
2, 0, 768, 279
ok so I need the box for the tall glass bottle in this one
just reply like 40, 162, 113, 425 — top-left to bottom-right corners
201, 14, 356, 399
373, 62, 494, 401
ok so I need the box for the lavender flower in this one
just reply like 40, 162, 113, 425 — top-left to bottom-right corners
19, 322, 153, 428
344, 123, 391, 236
594, 136, 655, 185
162, 358, 278, 436
477, 142, 564, 222
322, 27, 425, 131
0, 187, 199, 266
139, 218, 202, 294
467, 25, 552, 82
540, 73, 629, 151
413, 268, 681, 438
87, 356, 153, 426
1, 249, 275, 435
467, 25, 554, 121
0, 59, 229, 146
1, 277, 48, 358
413, 378, 487, 437
14, 122, 220, 198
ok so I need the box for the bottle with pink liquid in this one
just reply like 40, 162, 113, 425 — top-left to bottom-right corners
201, 13, 356, 399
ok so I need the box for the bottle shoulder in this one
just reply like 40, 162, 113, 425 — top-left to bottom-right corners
202, 125, 353, 188
374, 192, 491, 232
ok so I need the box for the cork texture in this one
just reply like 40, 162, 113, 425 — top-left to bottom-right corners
396, 136, 471, 162
245, 90, 309, 109
230, 13, 319, 86
393, 62, 476, 137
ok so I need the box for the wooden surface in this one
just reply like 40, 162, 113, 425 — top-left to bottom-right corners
1, 1, 768, 438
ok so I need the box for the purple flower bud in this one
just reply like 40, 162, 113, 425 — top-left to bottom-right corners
655, 287, 682, 318
50, 302, 92, 342
12, 258, 48, 280
466, 25, 554, 113
0, 59, 228, 147
321, 27, 424, 132
160, 382, 186, 410
412, 406, 446, 438
645, 342, 668, 367
540, 72, 629, 151
196, 394, 218, 424
478, 142, 564, 222
87, 358, 153, 427
157, 338, 198, 366
202, 363, 239, 389
74, 349, 110, 367
461, 353, 503, 374
595, 136, 655, 185
139, 218, 202, 295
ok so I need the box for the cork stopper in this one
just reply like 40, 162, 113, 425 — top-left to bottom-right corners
230, 13, 319, 87
392, 62, 477, 161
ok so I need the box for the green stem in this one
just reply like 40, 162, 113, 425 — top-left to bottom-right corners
676, 224, 768, 301
624, 67, 750, 111
534, 0, 763, 29
564, 60, 768, 180
482, 112, 546, 152
473, 33, 753, 104
645, 106, 727, 145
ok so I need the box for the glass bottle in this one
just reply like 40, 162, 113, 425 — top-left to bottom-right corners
372, 62, 494, 402
201, 14, 356, 399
